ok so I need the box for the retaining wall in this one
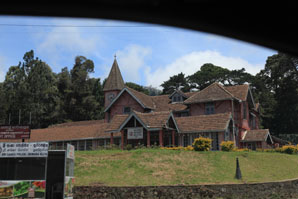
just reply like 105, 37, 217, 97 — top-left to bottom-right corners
74, 178, 298, 199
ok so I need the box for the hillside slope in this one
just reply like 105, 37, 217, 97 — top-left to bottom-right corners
74, 149, 298, 186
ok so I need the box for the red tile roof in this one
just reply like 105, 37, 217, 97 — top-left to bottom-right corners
105, 114, 129, 132
105, 111, 173, 132
151, 95, 188, 112
175, 112, 232, 133
184, 83, 250, 104
225, 84, 249, 101
135, 111, 172, 129
126, 87, 155, 109
0, 121, 120, 143
184, 83, 236, 104
241, 129, 271, 142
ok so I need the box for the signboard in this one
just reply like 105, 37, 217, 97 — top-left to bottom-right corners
0, 180, 46, 198
66, 144, 75, 160
0, 126, 30, 139
127, 127, 143, 139
0, 142, 49, 158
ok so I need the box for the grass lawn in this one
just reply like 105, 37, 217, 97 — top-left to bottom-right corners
74, 149, 298, 186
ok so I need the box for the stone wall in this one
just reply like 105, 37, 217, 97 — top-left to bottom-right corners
74, 178, 298, 199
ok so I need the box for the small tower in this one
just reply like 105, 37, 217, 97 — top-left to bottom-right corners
103, 55, 125, 109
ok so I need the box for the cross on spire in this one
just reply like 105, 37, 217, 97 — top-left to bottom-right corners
114, 54, 117, 59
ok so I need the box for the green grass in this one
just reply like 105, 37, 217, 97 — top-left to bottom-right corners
74, 149, 298, 186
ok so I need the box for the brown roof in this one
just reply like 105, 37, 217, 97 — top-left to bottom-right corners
103, 58, 125, 91
49, 120, 104, 128
241, 129, 271, 142
105, 114, 129, 132
151, 95, 188, 112
105, 111, 173, 132
184, 83, 235, 104
0, 121, 119, 143
106, 87, 191, 112
126, 87, 155, 109
225, 84, 249, 101
175, 112, 232, 133
135, 111, 171, 128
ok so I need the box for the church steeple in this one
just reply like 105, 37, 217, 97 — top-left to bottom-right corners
103, 57, 125, 91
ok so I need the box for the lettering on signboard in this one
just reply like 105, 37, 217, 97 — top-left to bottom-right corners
0, 142, 48, 158
127, 127, 143, 139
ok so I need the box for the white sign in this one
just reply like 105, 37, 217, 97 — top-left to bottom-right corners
0, 142, 49, 158
127, 127, 143, 139
66, 144, 75, 160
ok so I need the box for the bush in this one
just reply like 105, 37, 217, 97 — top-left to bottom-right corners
280, 145, 298, 154
192, 137, 212, 151
185, 145, 194, 151
220, 141, 235, 151
233, 148, 250, 152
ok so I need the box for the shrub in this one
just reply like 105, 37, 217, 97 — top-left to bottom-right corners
185, 145, 194, 151
220, 141, 235, 152
161, 146, 185, 150
233, 148, 250, 152
280, 145, 298, 154
192, 137, 212, 151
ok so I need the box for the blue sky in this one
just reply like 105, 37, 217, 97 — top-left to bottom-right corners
0, 16, 276, 88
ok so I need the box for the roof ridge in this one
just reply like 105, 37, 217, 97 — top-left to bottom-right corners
184, 82, 236, 104
133, 110, 171, 115
126, 87, 156, 109
215, 83, 239, 100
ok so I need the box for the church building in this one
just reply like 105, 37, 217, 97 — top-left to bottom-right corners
103, 57, 273, 150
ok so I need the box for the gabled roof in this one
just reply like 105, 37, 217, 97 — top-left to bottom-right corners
104, 87, 193, 113
175, 112, 232, 133
184, 83, 238, 104
103, 58, 125, 91
104, 87, 155, 112
224, 84, 249, 101
241, 129, 272, 143
105, 111, 178, 133
126, 87, 155, 109
169, 90, 188, 99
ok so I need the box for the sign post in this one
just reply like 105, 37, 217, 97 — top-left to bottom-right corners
0, 126, 31, 140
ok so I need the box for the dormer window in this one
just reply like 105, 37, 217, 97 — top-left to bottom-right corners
171, 93, 184, 103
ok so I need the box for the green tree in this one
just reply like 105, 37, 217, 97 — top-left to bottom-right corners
68, 56, 101, 121
161, 72, 190, 94
0, 83, 8, 124
257, 53, 298, 135
3, 63, 30, 125
26, 57, 59, 128
126, 82, 150, 95
188, 63, 230, 90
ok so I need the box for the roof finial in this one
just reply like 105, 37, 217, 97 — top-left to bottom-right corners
114, 54, 117, 60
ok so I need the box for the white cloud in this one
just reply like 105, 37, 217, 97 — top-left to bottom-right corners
145, 50, 263, 88
116, 44, 151, 82
36, 21, 101, 69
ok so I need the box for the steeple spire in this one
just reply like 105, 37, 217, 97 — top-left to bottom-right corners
103, 56, 125, 91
